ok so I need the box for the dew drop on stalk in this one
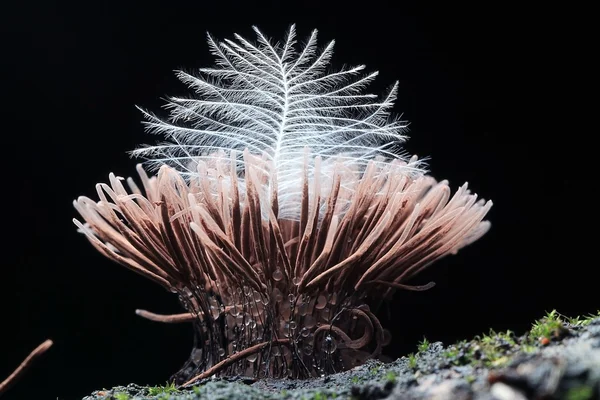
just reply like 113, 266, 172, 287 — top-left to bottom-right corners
230, 305, 240, 317
329, 292, 338, 305
236, 314, 244, 325
315, 294, 327, 309
273, 288, 283, 303
323, 335, 337, 354
298, 302, 308, 316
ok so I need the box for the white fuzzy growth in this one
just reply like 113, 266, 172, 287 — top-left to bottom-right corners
132, 25, 424, 219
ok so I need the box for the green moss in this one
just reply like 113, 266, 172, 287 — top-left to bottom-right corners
417, 337, 430, 353
312, 392, 326, 400
91, 311, 598, 400
147, 382, 180, 396
529, 310, 565, 342
407, 353, 418, 369
473, 329, 516, 367
565, 385, 594, 400
300, 391, 338, 400
384, 371, 397, 383
434, 310, 598, 371
568, 310, 600, 327
442, 348, 459, 360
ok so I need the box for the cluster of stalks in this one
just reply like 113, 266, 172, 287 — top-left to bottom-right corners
73, 150, 491, 385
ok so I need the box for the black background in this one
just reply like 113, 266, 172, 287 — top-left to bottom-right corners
1, 2, 595, 399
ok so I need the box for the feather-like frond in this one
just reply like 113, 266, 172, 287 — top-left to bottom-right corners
132, 24, 423, 220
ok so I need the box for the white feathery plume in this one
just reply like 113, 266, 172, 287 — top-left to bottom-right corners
132, 24, 424, 220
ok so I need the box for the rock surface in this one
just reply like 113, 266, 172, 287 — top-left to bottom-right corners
83, 312, 600, 400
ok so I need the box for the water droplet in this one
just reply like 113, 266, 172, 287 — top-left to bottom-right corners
298, 302, 308, 316
329, 292, 338, 305
288, 293, 296, 304
292, 276, 300, 285
273, 269, 283, 281
226, 314, 236, 329
253, 290, 262, 302
303, 345, 313, 355
281, 300, 292, 319
300, 327, 310, 337
247, 353, 258, 362
272, 346, 281, 356
289, 321, 297, 330
323, 335, 337, 354
230, 305, 240, 317
191, 348, 203, 363
251, 304, 264, 317
315, 294, 327, 309
218, 348, 225, 357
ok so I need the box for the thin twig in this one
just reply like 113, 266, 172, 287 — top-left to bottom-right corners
180, 339, 290, 387
135, 309, 196, 323
0, 339, 53, 397
135, 306, 236, 323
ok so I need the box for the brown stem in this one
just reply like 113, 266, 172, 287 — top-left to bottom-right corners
365, 280, 436, 291
0, 339, 53, 397
135, 306, 236, 323
135, 309, 196, 323
180, 339, 290, 387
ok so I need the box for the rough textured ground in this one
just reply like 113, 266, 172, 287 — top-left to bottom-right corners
83, 311, 600, 400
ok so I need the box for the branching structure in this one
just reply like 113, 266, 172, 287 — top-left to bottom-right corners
73, 25, 492, 384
